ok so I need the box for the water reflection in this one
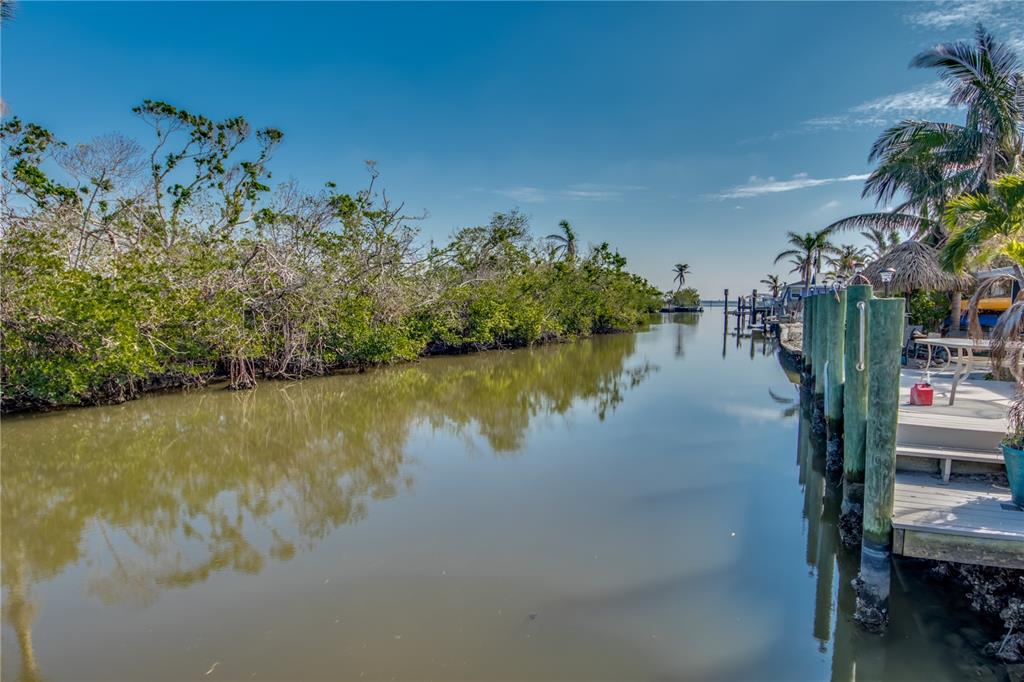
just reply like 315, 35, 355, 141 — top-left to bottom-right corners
2, 334, 653, 681
720, 309, 777, 361
668, 312, 699, 357
768, 388, 800, 420
3, 315, 1010, 681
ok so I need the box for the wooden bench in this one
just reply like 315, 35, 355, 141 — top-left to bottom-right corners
896, 443, 1004, 483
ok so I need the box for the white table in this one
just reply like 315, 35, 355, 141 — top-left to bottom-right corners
915, 337, 1022, 405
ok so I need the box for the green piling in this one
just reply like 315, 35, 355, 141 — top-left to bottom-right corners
803, 294, 815, 394
840, 284, 873, 544
802, 294, 812, 374
855, 296, 904, 632
825, 289, 846, 482
812, 293, 827, 435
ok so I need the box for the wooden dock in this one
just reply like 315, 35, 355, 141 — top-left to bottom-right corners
893, 473, 1023, 569
892, 372, 1023, 568
796, 288, 1022, 630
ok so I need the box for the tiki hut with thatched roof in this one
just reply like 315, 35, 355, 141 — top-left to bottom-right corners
860, 240, 973, 295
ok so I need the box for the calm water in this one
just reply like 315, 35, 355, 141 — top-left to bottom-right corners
1, 314, 1008, 681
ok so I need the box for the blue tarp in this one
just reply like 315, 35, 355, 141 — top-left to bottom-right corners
949, 313, 1000, 329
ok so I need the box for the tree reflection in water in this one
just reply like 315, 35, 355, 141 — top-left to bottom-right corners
1, 333, 654, 681
670, 312, 699, 358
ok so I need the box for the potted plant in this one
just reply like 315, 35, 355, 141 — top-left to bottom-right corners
1003, 395, 1024, 507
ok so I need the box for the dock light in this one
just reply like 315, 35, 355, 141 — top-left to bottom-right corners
880, 268, 896, 297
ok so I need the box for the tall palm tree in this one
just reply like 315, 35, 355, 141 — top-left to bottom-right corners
760, 274, 782, 298
773, 229, 836, 291
546, 219, 577, 261
827, 25, 1023, 243
827, 244, 868, 279
672, 263, 690, 291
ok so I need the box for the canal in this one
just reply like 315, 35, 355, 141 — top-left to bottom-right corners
1, 313, 1009, 680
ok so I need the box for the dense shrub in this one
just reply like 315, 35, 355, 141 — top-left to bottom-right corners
1, 103, 660, 410
907, 289, 951, 332
669, 287, 701, 308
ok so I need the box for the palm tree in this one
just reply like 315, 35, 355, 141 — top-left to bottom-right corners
940, 173, 1024, 340
760, 274, 782, 298
861, 227, 901, 260
773, 229, 836, 291
912, 26, 1023, 192
826, 25, 1023, 243
786, 254, 810, 279
941, 172, 1024, 273
546, 219, 577, 261
827, 244, 867, 279
672, 263, 690, 291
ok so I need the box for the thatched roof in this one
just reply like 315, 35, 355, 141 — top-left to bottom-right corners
860, 240, 973, 294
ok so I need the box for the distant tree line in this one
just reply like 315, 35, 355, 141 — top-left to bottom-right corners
0, 101, 661, 410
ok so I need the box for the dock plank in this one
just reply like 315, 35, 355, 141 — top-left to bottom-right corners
896, 443, 1002, 463
897, 410, 1005, 433
892, 473, 1024, 542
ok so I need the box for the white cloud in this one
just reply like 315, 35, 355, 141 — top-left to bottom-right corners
906, 1, 981, 29
905, 2, 1024, 67
803, 83, 957, 131
492, 183, 645, 203
711, 173, 869, 200
819, 200, 842, 211
493, 186, 546, 203
905, 0, 1021, 30
852, 82, 952, 115
746, 84, 957, 141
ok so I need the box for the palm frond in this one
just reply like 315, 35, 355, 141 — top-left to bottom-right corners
773, 249, 799, 265
825, 211, 928, 234
941, 172, 1024, 272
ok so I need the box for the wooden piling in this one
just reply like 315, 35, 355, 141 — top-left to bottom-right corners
811, 294, 827, 435
840, 284, 873, 544
825, 289, 846, 482
855, 296, 904, 632
808, 295, 817, 377
802, 293, 814, 382
723, 289, 729, 315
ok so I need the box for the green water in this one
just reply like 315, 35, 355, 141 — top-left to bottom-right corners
1, 314, 1008, 680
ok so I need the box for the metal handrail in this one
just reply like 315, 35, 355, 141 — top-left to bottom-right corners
856, 301, 866, 372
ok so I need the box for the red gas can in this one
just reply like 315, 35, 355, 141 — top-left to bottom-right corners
910, 382, 934, 406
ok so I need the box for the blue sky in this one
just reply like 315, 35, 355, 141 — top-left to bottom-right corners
3, 1, 1022, 295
